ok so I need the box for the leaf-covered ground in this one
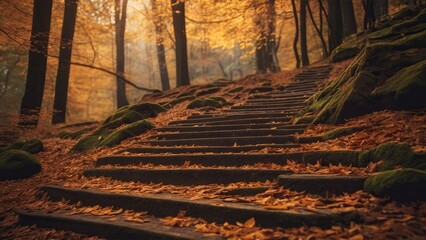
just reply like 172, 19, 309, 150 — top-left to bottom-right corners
1, 64, 425, 239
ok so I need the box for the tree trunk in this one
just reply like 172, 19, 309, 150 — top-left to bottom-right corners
340, 0, 357, 37
19, 0, 53, 128
328, 0, 343, 52
115, 0, 129, 108
171, 0, 190, 87
374, 0, 388, 20
52, 0, 78, 124
266, 0, 280, 72
290, 0, 300, 69
300, 0, 310, 66
307, 1, 329, 56
151, 0, 170, 91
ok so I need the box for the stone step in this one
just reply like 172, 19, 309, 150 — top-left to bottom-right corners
168, 116, 292, 126
285, 86, 320, 92
249, 93, 312, 99
18, 211, 212, 240
96, 151, 360, 167
230, 105, 304, 111
169, 114, 293, 125
140, 135, 296, 146
246, 98, 308, 104
238, 102, 306, 108
222, 108, 300, 113
187, 111, 297, 119
148, 128, 305, 140
277, 174, 368, 196
123, 144, 300, 154
83, 168, 293, 185
36, 185, 352, 228
157, 123, 308, 132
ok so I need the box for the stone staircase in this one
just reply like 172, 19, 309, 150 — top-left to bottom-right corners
17, 65, 370, 239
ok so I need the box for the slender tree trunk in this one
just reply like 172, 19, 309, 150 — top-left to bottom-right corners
290, 0, 300, 69
307, 1, 328, 56
171, 0, 190, 87
374, 0, 388, 20
151, 0, 170, 91
300, 0, 309, 66
267, 0, 280, 72
52, 0, 78, 124
328, 0, 343, 52
19, 0, 53, 128
340, 0, 357, 37
115, 0, 129, 108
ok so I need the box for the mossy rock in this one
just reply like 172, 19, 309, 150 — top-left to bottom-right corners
187, 99, 222, 109
208, 96, 228, 104
5, 139, 44, 154
372, 60, 426, 110
322, 126, 365, 140
249, 86, 274, 93
227, 86, 244, 93
58, 127, 93, 140
195, 87, 221, 97
305, 28, 426, 124
0, 149, 41, 180
103, 103, 165, 126
176, 89, 197, 98
364, 168, 426, 201
358, 142, 426, 170
100, 120, 154, 147
162, 95, 195, 109
331, 47, 359, 62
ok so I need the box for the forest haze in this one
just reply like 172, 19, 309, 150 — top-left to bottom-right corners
0, 0, 409, 127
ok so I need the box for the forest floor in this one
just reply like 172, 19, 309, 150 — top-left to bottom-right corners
1, 59, 425, 239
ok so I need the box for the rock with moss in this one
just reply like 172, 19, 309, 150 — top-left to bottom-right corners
331, 47, 360, 63
0, 149, 41, 180
100, 120, 154, 147
72, 102, 163, 151
358, 142, 426, 171
208, 96, 228, 104
58, 127, 93, 140
301, 29, 426, 123
322, 126, 365, 140
162, 95, 195, 109
187, 99, 222, 109
364, 168, 426, 201
5, 139, 43, 154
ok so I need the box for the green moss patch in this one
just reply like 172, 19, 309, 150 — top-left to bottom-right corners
322, 126, 365, 140
186, 96, 230, 110
72, 102, 163, 151
358, 142, 426, 171
3, 139, 44, 154
0, 149, 41, 180
162, 95, 195, 109
364, 168, 426, 201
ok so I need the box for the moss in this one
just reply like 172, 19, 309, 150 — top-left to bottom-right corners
358, 142, 426, 170
208, 96, 227, 104
100, 120, 154, 147
364, 168, 426, 201
163, 95, 195, 109
331, 47, 359, 63
72, 102, 164, 151
6, 139, 43, 154
249, 86, 274, 93
292, 115, 314, 125
372, 60, 426, 110
72, 135, 103, 152
195, 87, 221, 97
187, 99, 222, 109
227, 86, 244, 93
322, 126, 365, 140
58, 127, 93, 140
0, 149, 41, 180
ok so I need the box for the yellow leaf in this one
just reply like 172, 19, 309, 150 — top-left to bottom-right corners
244, 217, 256, 228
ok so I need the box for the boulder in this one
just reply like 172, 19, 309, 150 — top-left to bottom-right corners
0, 149, 41, 180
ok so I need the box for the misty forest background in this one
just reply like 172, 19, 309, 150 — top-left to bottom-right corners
0, 0, 410, 127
